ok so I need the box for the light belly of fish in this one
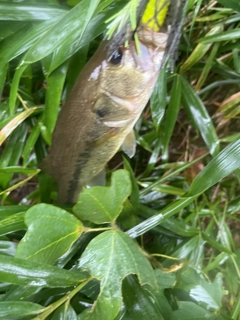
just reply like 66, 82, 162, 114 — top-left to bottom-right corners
41, 28, 168, 204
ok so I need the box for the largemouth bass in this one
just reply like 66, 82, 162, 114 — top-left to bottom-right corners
41, 1, 174, 204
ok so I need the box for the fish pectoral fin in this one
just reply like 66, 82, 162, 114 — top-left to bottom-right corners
121, 130, 136, 158
86, 168, 106, 188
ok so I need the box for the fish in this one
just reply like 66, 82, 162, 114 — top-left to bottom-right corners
41, 0, 177, 204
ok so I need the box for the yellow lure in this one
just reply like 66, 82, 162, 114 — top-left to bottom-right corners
141, 0, 170, 31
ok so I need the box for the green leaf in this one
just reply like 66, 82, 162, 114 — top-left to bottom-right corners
0, 123, 28, 189
0, 212, 26, 236
51, 304, 78, 320
22, 123, 41, 166
150, 66, 167, 131
49, 5, 122, 73
78, 230, 156, 320
0, 254, 88, 287
189, 273, 223, 310
217, 0, 240, 11
43, 62, 68, 135
162, 74, 181, 160
0, 241, 17, 256
73, 170, 131, 224
181, 76, 219, 156
0, 19, 60, 68
180, 25, 222, 73
153, 269, 176, 320
127, 137, 240, 238
0, 63, 7, 100
0, 301, 44, 318
121, 275, 164, 320
0, 3, 67, 21
21, 0, 100, 65
0, 205, 29, 220
199, 29, 240, 44
188, 137, 240, 195
123, 157, 139, 206
170, 301, 214, 320
178, 268, 223, 310
16, 204, 83, 264
0, 107, 39, 146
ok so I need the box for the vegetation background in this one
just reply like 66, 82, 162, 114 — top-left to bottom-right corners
1, 0, 240, 319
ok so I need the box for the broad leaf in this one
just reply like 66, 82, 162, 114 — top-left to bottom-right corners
16, 204, 83, 264
78, 230, 156, 320
170, 301, 215, 320
74, 170, 131, 224
0, 301, 44, 318
0, 254, 88, 287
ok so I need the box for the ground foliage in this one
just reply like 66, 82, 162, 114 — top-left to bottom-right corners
0, 0, 240, 319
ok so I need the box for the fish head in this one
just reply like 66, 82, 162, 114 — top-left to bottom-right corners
101, 28, 168, 100
88, 27, 169, 124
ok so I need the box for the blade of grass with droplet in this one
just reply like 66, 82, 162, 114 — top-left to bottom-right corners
181, 76, 219, 156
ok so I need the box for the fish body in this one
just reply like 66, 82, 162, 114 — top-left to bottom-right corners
41, 25, 168, 204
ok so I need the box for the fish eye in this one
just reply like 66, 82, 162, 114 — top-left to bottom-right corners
109, 48, 123, 65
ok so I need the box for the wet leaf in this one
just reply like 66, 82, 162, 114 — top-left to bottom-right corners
0, 254, 88, 287
0, 19, 59, 68
73, 170, 131, 224
0, 108, 38, 146
180, 25, 222, 73
52, 304, 78, 320
43, 62, 68, 135
150, 67, 167, 131
199, 29, 240, 43
78, 230, 156, 320
0, 123, 28, 189
0, 301, 44, 318
21, 0, 100, 65
217, 0, 240, 12
162, 74, 181, 160
0, 3, 67, 21
122, 275, 164, 320
181, 76, 219, 156
170, 301, 214, 320
0, 212, 26, 236
16, 204, 83, 264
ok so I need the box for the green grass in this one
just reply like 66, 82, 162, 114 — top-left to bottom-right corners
1, 0, 240, 319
